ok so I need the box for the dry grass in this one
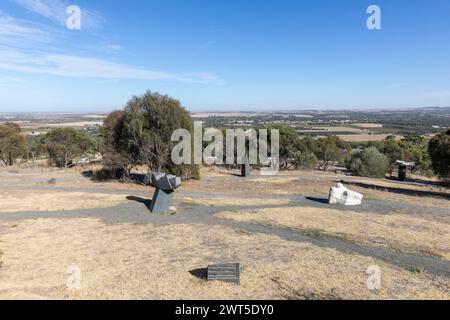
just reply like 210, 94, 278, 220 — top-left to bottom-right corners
179, 196, 291, 207
0, 166, 449, 300
348, 185, 450, 209
338, 134, 403, 142
298, 126, 366, 133
0, 191, 127, 213
352, 124, 384, 129
0, 218, 448, 300
216, 207, 450, 259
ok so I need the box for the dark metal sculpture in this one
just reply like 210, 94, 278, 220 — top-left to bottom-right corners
241, 156, 250, 177
398, 165, 407, 181
149, 173, 181, 213
395, 160, 415, 182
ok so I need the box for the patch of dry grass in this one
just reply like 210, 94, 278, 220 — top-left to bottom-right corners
180, 196, 291, 207
0, 192, 128, 213
0, 218, 448, 300
348, 186, 450, 209
339, 134, 403, 142
216, 207, 450, 259
348, 178, 450, 194
352, 124, 384, 129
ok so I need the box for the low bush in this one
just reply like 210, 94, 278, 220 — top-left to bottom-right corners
345, 146, 389, 178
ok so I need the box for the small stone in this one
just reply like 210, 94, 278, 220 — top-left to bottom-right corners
168, 206, 177, 213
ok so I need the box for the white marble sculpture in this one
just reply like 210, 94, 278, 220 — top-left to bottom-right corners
329, 183, 363, 206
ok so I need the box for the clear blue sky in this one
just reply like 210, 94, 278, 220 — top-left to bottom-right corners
1, 0, 450, 112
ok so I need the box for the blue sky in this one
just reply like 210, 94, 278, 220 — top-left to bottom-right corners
0, 0, 450, 112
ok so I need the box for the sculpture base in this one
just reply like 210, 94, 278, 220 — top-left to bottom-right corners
150, 188, 175, 213
241, 162, 250, 177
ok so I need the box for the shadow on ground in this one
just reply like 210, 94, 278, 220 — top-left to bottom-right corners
126, 196, 152, 209
305, 197, 329, 204
386, 176, 449, 188
189, 268, 208, 280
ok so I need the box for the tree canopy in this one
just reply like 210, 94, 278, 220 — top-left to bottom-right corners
0, 123, 27, 166
101, 91, 199, 179
43, 128, 95, 168
314, 136, 350, 171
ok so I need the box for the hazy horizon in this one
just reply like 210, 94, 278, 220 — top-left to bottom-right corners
1, 105, 450, 116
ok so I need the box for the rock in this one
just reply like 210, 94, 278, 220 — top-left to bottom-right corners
168, 206, 177, 213
46, 178, 56, 185
328, 183, 363, 206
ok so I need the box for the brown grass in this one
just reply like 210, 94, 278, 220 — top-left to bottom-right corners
338, 134, 403, 142
0, 218, 448, 300
0, 192, 127, 213
180, 196, 291, 207
352, 124, 384, 129
216, 207, 450, 259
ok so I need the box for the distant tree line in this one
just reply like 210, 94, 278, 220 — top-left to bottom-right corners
0, 123, 95, 168
1, 92, 448, 182
236, 124, 449, 180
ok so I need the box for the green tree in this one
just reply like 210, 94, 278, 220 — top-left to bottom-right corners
345, 146, 389, 178
99, 110, 132, 174
44, 128, 95, 168
374, 140, 404, 175
314, 136, 350, 171
26, 135, 46, 162
0, 124, 27, 166
292, 136, 318, 170
103, 91, 200, 179
428, 128, 450, 179
258, 126, 317, 170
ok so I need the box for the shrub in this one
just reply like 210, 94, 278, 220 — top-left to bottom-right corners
92, 167, 125, 181
314, 136, 350, 171
428, 128, 450, 179
346, 146, 389, 178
